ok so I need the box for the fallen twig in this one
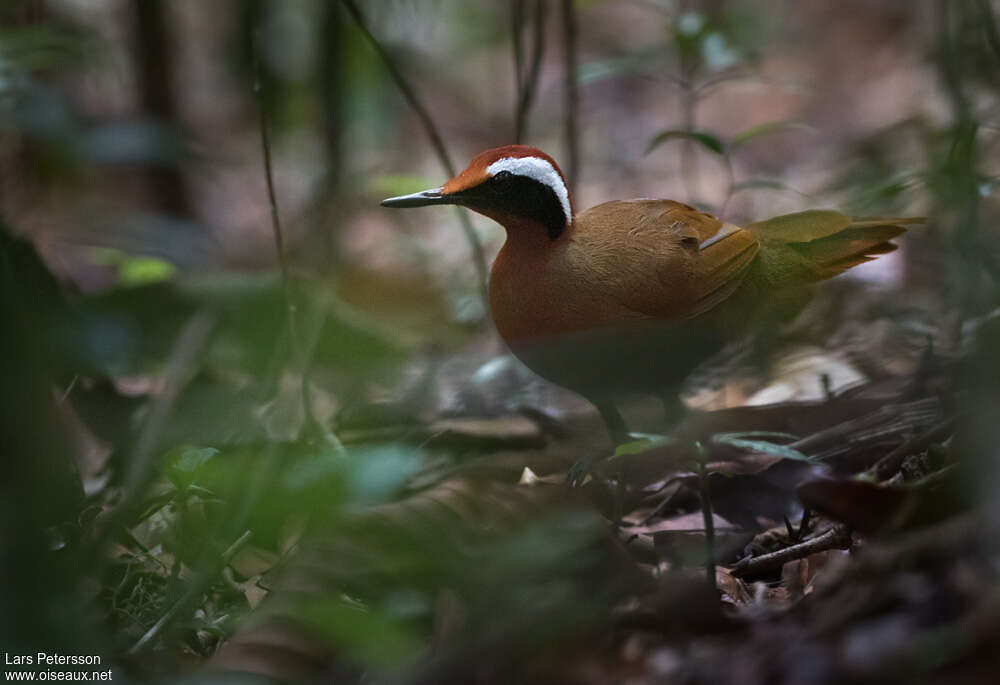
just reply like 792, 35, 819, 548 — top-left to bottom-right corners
730, 525, 852, 578
128, 529, 253, 655
869, 417, 955, 481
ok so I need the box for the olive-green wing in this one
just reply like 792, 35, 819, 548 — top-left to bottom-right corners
747, 210, 915, 284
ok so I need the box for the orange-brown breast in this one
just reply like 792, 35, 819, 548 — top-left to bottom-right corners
488, 199, 756, 345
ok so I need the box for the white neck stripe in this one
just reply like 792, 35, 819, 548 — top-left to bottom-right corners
485, 157, 571, 225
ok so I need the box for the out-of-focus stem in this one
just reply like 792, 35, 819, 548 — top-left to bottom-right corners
514, 0, 546, 143
560, 0, 579, 197
340, 0, 490, 314
253, 17, 343, 452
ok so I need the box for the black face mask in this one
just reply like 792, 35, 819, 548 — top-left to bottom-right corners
452, 171, 567, 240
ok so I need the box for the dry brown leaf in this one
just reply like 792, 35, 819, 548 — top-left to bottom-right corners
716, 567, 752, 605
230, 545, 280, 580
625, 512, 738, 536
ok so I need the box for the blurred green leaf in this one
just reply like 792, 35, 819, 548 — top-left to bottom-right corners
90, 248, 177, 287
711, 431, 810, 461
295, 597, 423, 669
347, 444, 423, 505
174, 447, 219, 473
0, 26, 93, 72
729, 179, 805, 198
576, 56, 641, 86
117, 256, 177, 286
645, 129, 725, 156
167, 447, 219, 491
282, 449, 344, 493
614, 432, 675, 458
730, 120, 815, 148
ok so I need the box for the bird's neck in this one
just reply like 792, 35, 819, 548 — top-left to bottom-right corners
481, 209, 572, 253
489, 214, 571, 343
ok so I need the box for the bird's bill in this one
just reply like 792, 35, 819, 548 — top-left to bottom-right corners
380, 187, 454, 208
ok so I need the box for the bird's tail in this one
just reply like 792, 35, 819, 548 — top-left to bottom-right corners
747, 211, 920, 285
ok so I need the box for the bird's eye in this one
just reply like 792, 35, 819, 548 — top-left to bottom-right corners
493, 170, 512, 181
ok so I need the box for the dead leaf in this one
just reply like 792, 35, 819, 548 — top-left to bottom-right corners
716, 567, 752, 605
235, 575, 269, 609
230, 544, 280, 580
625, 512, 738, 536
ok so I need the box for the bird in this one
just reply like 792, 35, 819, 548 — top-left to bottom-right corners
382, 144, 916, 447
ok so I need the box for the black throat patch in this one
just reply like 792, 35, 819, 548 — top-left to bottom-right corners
453, 172, 568, 240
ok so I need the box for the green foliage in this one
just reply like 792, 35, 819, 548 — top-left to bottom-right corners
613, 432, 675, 458
645, 129, 725, 156
710, 431, 811, 461
167, 447, 219, 492
730, 120, 815, 149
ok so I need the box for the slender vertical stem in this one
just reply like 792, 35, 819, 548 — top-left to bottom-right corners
340, 0, 490, 314
935, 0, 982, 323
717, 151, 736, 218
253, 24, 301, 384
511, 0, 525, 95
560, 0, 579, 197
132, 0, 190, 216
318, 0, 345, 273
975, 0, 1000, 67
253, 30, 293, 297
680, 78, 701, 204
253, 18, 338, 450
514, 0, 546, 143
90, 309, 216, 559
695, 442, 716, 590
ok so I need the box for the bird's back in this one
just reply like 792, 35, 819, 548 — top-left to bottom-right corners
568, 202, 913, 330
493, 200, 915, 398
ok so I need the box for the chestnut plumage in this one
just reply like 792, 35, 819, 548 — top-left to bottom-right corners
383, 145, 918, 443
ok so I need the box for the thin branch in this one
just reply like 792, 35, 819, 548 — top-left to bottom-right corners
560, 0, 579, 197
696, 443, 716, 590
731, 525, 851, 578
935, 0, 984, 323
91, 309, 216, 561
122, 310, 216, 508
253, 20, 337, 449
869, 417, 955, 482
694, 69, 754, 97
976, 0, 1000, 68
514, 0, 546, 143
680, 78, 700, 203
511, 0, 525, 95
340, 0, 490, 313
252, 29, 293, 298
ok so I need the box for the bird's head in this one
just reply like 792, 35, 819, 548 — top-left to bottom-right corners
381, 145, 572, 240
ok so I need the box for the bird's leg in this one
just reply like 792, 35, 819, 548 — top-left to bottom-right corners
659, 391, 686, 430
597, 400, 630, 528
565, 400, 630, 489
596, 400, 630, 445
